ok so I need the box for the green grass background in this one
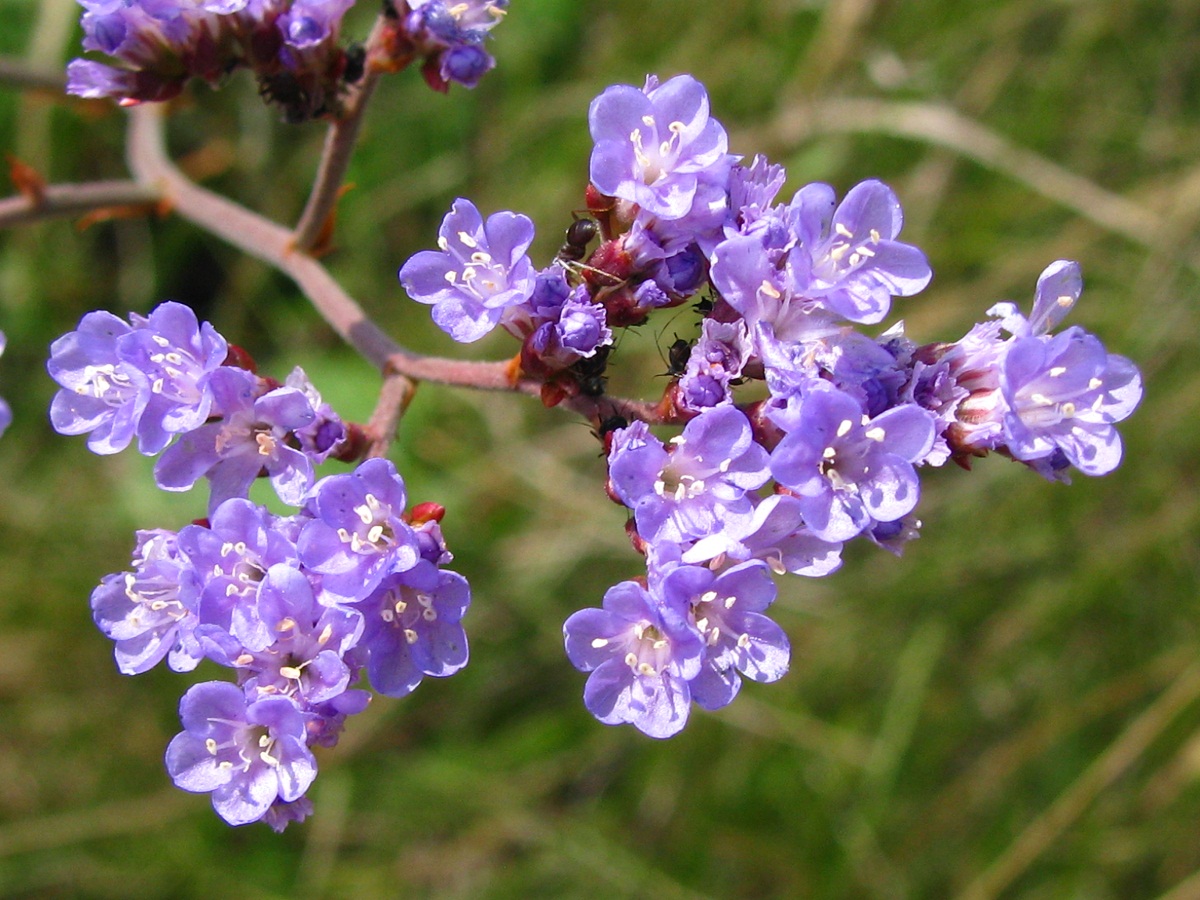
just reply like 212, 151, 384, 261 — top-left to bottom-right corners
1, 0, 1198, 897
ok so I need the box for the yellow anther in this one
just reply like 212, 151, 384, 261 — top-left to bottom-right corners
837, 419, 854, 438
835, 222, 854, 238
865, 426, 886, 442
591, 637, 609, 649
404, 629, 419, 645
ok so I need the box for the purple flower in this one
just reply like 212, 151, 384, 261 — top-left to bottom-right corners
589, 74, 732, 221
769, 385, 935, 542
354, 560, 471, 698
726, 154, 787, 234
687, 493, 843, 578
523, 285, 613, 370
262, 797, 314, 833
607, 405, 770, 551
1000, 326, 1141, 477
0, 330, 10, 439
563, 578, 704, 738
710, 180, 930, 348
90, 528, 203, 674
155, 366, 316, 513
658, 561, 789, 711
204, 564, 363, 706
782, 180, 931, 325
400, 199, 538, 342
48, 301, 227, 456
942, 261, 1143, 478
402, 0, 508, 89
177, 498, 301, 653
676, 319, 751, 412
285, 367, 347, 464
297, 458, 421, 604
166, 682, 317, 827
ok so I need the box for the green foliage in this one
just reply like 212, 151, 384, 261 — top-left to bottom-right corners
1, 1, 1199, 897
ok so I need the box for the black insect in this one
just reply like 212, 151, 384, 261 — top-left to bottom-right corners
594, 414, 628, 439
343, 44, 366, 85
555, 217, 599, 265
571, 345, 610, 397
665, 337, 691, 377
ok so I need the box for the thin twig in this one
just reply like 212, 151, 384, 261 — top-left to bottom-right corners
762, 98, 1180, 269
0, 180, 161, 228
365, 366, 416, 457
124, 104, 679, 431
0, 53, 67, 93
291, 16, 389, 252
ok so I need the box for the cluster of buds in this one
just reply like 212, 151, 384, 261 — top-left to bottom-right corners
397, 74, 1143, 738
66, 0, 510, 120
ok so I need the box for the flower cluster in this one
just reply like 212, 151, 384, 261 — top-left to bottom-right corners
399, 73, 1144, 738
377, 0, 510, 92
68, 0, 361, 120
48, 301, 350, 514
94, 460, 469, 828
51, 302, 471, 827
67, 0, 511, 117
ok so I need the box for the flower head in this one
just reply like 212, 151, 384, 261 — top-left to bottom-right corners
400, 199, 538, 342
166, 681, 317, 827
589, 74, 732, 221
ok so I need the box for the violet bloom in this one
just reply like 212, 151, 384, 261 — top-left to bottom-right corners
589, 74, 732, 221
769, 385, 935, 542
155, 365, 316, 513
1002, 348, 1140, 478
285, 367, 347, 464
676, 319, 751, 412
298, 458, 421, 604
780, 180, 931, 325
166, 681, 317, 828
987, 261, 1142, 477
563, 578, 704, 738
687, 493, 843, 578
658, 561, 789, 711
607, 405, 771, 551
48, 301, 227, 456
90, 528, 203, 675
0, 330, 10, 439
945, 260, 1143, 478
204, 565, 363, 706
402, 0, 508, 89
354, 560, 471, 698
524, 286, 613, 370
177, 498, 301, 653
400, 198, 538, 342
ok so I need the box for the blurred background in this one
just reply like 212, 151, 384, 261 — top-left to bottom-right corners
1, 0, 1198, 897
